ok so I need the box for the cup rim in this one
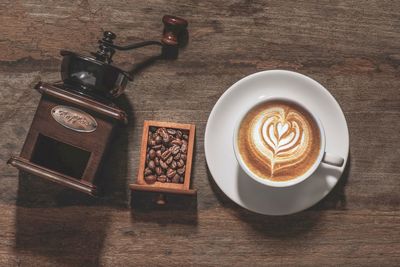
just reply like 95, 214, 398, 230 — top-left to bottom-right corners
233, 96, 326, 188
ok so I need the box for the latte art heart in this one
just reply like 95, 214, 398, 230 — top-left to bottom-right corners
237, 101, 321, 181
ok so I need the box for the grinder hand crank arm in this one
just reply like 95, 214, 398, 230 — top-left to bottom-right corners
93, 15, 188, 63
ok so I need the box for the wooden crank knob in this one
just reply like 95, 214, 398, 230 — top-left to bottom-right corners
161, 15, 188, 46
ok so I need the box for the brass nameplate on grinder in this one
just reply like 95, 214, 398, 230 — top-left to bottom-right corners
51, 105, 97, 133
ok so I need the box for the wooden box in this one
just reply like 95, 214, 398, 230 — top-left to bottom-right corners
130, 120, 196, 203
8, 82, 127, 196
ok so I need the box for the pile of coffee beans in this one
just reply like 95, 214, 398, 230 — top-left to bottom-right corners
144, 127, 189, 184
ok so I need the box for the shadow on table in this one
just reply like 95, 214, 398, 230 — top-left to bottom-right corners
13, 95, 134, 266
14, 175, 110, 266
130, 191, 198, 226
206, 153, 351, 238
311, 153, 351, 210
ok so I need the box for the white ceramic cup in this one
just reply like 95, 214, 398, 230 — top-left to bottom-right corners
233, 97, 344, 187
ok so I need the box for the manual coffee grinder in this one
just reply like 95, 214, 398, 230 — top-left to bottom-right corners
8, 15, 188, 196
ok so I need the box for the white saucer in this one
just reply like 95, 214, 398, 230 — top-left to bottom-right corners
204, 70, 349, 215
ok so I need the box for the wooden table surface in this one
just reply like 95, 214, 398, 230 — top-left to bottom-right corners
1, 1, 399, 266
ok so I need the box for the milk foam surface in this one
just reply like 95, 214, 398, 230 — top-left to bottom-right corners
237, 101, 321, 181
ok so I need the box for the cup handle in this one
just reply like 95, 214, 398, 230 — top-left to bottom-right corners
322, 152, 344, 167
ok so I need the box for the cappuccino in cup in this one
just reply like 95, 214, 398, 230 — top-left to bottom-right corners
237, 100, 320, 181
234, 98, 344, 187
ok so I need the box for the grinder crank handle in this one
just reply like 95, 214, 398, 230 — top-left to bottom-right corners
94, 15, 188, 63
99, 15, 188, 50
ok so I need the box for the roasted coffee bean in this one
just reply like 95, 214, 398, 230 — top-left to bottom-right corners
149, 149, 156, 159
155, 166, 162, 176
162, 134, 170, 143
172, 174, 180, 183
150, 140, 156, 146
166, 168, 176, 178
167, 128, 176, 135
145, 126, 190, 183
157, 127, 167, 135
170, 160, 177, 169
148, 160, 155, 170
171, 145, 180, 155
174, 152, 181, 161
181, 154, 187, 161
160, 159, 168, 169
177, 166, 185, 175
144, 175, 157, 184
161, 129, 169, 137
166, 155, 173, 164
181, 141, 188, 153
158, 128, 169, 140
144, 167, 153, 176
157, 175, 167, 183
155, 135, 162, 144
171, 138, 182, 146
161, 150, 172, 160
177, 159, 184, 168
152, 144, 162, 150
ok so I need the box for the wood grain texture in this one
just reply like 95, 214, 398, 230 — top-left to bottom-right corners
0, 0, 399, 266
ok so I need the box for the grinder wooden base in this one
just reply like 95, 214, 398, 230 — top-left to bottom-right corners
8, 82, 127, 196
8, 156, 98, 196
